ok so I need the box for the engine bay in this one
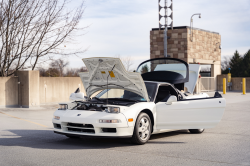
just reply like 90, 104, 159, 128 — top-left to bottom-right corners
74, 103, 106, 111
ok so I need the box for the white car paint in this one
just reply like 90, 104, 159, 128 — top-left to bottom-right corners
52, 57, 226, 139
185, 93, 210, 99
53, 107, 133, 137
69, 92, 86, 101
156, 98, 225, 129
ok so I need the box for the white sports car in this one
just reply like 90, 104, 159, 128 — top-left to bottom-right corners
52, 57, 226, 144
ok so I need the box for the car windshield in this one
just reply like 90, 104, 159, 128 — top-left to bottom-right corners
94, 82, 157, 102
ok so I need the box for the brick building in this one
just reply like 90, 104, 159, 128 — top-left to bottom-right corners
150, 26, 221, 90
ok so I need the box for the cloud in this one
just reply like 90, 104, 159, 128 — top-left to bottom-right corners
63, 0, 250, 68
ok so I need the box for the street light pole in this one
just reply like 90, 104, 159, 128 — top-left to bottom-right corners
190, 13, 201, 42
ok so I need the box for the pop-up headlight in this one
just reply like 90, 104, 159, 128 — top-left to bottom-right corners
59, 104, 68, 110
105, 107, 120, 113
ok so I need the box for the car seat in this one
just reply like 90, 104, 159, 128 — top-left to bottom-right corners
155, 90, 170, 103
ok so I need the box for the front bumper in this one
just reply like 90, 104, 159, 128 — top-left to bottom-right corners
52, 109, 134, 137
54, 128, 133, 138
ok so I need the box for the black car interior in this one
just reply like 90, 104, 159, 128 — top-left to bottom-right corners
155, 85, 178, 103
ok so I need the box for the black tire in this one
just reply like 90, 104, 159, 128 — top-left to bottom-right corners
130, 113, 152, 145
189, 129, 205, 134
65, 135, 80, 139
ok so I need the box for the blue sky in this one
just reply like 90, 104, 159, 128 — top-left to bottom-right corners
65, 0, 250, 70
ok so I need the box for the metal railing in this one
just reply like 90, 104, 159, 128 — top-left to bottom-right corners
200, 77, 216, 92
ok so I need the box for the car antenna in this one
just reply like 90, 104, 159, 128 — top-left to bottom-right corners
107, 64, 116, 105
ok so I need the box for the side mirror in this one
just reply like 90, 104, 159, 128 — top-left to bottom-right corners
166, 95, 177, 105
69, 92, 87, 101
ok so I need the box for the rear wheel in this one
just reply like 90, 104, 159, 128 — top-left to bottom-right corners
131, 113, 152, 145
189, 129, 204, 134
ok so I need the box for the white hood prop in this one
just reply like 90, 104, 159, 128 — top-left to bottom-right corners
184, 64, 201, 94
79, 57, 149, 101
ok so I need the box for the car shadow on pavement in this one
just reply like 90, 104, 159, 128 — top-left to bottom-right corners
147, 129, 188, 144
149, 129, 189, 141
0, 129, 186, 149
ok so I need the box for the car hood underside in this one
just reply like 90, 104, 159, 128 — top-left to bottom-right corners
79, 57, 149, 101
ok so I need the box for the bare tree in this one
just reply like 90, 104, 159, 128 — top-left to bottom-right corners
79, 66, 87, 72
65, 68, 78, 77
50, 59, 69, 76
46, 67, 60, 77
65, 66, 87, 77
140, 64, 149, 74
38, 67, 47, 77
123, 56, 134, 72
38, 63, 87, 77
115, 55, 134, 71
0, 0, 86, 77
37, 66, 60, 77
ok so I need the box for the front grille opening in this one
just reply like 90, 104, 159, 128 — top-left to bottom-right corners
54, 123, 61, 129
102, 128, 117, 133
67, 123, 94, 128
68, 127, 95, 134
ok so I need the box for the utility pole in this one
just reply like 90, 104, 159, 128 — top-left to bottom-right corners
158, 0, 173, 57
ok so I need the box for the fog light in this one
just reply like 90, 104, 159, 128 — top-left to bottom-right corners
99, 119, 120, 123
54, 116, 60, 120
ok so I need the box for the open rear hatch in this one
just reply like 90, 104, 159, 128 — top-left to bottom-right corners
137, 58, 200, 93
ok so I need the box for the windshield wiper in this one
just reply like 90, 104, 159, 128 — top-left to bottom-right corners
91, 97, 104, 102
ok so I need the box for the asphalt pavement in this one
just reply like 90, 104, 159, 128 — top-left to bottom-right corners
0, 92, 250, 166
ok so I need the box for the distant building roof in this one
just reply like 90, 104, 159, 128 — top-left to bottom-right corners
152, 26, 219, 35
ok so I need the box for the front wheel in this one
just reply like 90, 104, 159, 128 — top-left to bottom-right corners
189, 129, 205, 134
130, 113, 152, 145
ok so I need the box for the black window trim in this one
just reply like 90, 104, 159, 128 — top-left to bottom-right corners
153, 82, 179, 103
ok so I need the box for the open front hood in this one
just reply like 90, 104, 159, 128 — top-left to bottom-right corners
79, 57, 149, 101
